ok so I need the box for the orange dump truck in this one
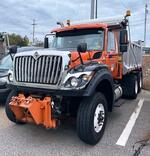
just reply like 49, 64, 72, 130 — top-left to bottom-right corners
5, 12, 142, 145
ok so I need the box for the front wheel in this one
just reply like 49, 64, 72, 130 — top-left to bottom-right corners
5, 90, 25, 124
76, 92, 108, 145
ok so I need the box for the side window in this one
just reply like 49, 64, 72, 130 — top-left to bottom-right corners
108, 31, 115, 52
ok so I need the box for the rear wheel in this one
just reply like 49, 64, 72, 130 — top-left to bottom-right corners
76, 92, 108, 145
5, 90, 25, 124
137, 72, 143, 93
122, 74, 138, 99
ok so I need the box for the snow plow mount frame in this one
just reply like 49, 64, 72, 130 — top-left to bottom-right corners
9, 94, 57, 128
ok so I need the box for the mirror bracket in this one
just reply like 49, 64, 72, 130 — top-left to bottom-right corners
9, 46, 17, 61
77, 43, 87, 65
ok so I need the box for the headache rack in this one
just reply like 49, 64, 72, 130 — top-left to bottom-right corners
69, 16, 127, 29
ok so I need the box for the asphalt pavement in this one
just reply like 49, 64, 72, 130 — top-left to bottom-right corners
0, 90, 150, 156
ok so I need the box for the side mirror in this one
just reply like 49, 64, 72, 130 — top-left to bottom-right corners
0, 37, 4, 42
120, 29, 128, 44
120, 29, 128, 52
77, 43, 87, 53
9, 46, 17, 54
44, 37, 49, 48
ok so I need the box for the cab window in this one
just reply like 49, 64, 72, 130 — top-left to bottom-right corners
108, 31, 115, 52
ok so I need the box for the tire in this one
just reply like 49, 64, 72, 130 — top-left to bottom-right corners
76, 92, 108, 145
122, 74, 138, 99
5, 90, 25, 124
137, 72, 143, 93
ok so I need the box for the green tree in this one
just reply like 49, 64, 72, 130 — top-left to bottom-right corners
9, 33, 29, 47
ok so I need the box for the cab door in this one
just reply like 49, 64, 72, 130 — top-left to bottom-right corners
106, 31, 122, 79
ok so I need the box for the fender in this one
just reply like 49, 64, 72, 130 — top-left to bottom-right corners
70, 62, 114, 98
84, 68, 114, 95
84, 68, 115, 110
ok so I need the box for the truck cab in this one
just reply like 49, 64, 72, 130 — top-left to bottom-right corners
48, 22, 127, 80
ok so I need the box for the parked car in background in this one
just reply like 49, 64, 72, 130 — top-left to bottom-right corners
0, 46, 42, 102
0, 54, 12, 101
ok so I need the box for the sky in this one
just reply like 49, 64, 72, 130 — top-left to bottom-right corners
0, 0, 150, 46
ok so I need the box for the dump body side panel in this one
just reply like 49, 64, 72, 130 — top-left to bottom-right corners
123, 42, 142, 74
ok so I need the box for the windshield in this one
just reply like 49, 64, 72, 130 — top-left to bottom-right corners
51, 29, 104, 51
0, 55, 12, 70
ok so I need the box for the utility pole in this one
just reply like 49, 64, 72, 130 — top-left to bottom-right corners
91, 0, 98, 19
95, 0, 97, 18
31, 19, 37, 45
144, 4, 148, 46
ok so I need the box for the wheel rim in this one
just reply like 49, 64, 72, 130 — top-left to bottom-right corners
94, 103, 105, 133
135, 80, 138, 94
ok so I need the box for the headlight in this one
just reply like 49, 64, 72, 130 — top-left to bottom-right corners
70, 77, 79, 87
63, 71, 93, 89
81, 74, 92, 81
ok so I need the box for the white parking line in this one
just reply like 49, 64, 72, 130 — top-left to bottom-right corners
116, 98, 144, 147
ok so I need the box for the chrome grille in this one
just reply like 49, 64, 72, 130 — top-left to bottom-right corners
14, 55, 62, 85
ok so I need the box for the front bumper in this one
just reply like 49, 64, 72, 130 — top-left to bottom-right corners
9, 84, 87, 97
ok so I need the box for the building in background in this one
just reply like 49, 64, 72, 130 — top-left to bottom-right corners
143, 47, 150, 54
0, 32, 9, 59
